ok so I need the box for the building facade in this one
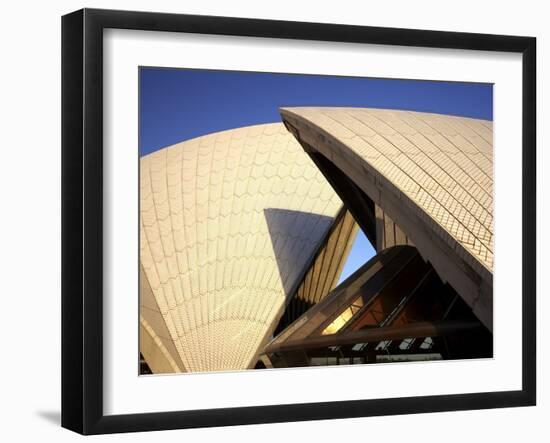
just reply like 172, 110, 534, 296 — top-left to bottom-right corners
140, 108, 494, 373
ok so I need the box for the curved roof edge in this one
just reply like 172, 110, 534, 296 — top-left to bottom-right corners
280, 107, 493, 330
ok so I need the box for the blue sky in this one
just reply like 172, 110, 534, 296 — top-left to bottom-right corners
139, 67, 492, 283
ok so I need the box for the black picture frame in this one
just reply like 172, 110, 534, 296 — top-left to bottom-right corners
61, 8, 536, 435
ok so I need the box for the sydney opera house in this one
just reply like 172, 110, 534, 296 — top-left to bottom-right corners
139, 107, 493, 374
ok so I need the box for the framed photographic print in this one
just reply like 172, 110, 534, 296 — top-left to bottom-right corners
61, 8, 536, 435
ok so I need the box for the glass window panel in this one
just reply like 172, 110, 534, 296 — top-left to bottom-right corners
399, 338, 415, 350
321, 296, 364, 335
420, 337, 434, 349
375, 340, 392, 350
